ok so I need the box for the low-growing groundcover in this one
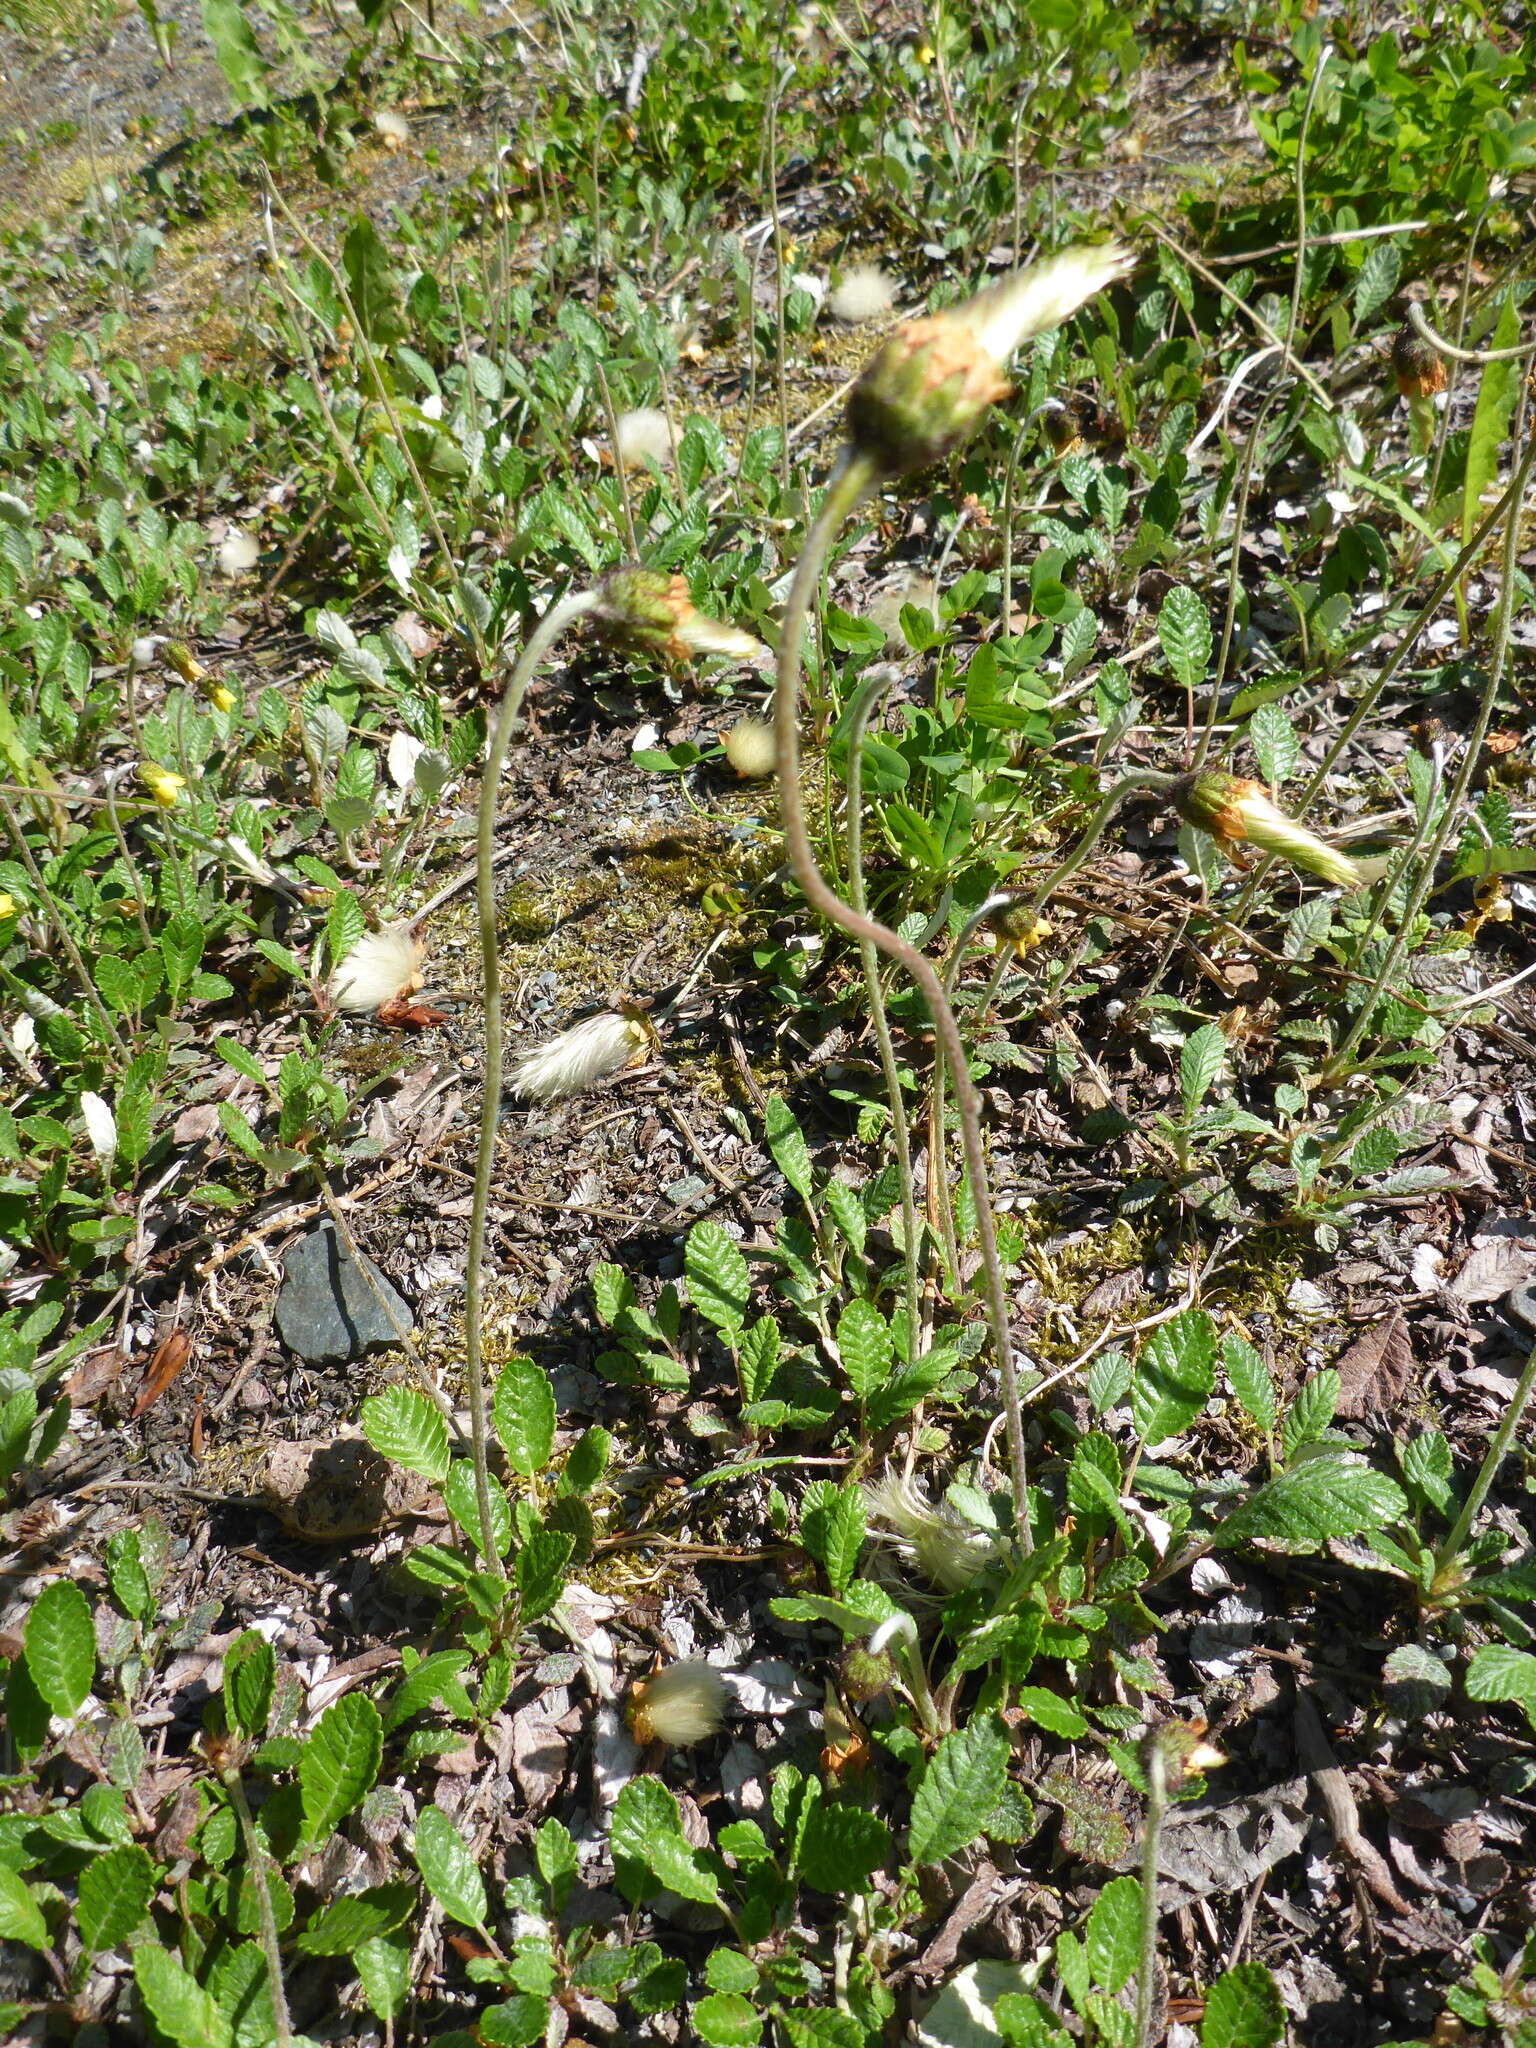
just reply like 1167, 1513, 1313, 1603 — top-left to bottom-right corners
0, 0, 1534, 2044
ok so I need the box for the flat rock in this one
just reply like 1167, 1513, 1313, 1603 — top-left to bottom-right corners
275, 1223, 413, 1364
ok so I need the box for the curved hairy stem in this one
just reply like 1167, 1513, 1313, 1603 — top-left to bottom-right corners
1021, 771, 1178, 925
1408, 299, 1536, 366
844, 670, 922, 1354
465, 591, 600, 1574
774, 451, 1033, 1547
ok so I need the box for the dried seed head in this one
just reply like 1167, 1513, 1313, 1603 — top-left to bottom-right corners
625, 1660, 727, 1747
613, 407, 678, 471
1170, 772, 1366, 891
373, 108, 411, 151
721, 715, 777, 778
847, 240, 1133, 475
593, 567, 767, 666
1391, 323, 1447, 400
828, 263, 896, 325
328, 925, 426, 1014
508, 1007, 653, 1104
863, 1471, 1002, 1593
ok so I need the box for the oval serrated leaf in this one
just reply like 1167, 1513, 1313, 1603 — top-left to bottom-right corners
1200, 1959, 1286, 2048
1132, 1309, 1216, 1449
686, 1220, 750, 1339
300, 1692, 382, 1844
360, 1386, 450, 1483
0, 1865, 48, 1952
24, 1578, 95, 1717
1212, 1455, 1407, 1552
491, 1356, 556, 1477
134, 1941, 233, 2048
413, 1804, 488, 1928
835, 1298, 892, 1403
1157, 583, 1211, 694
1085, 1873, 1141, 1995
78, 1842, 157, 1953
223, 1632, 275, 1741
908, 1714, 1010, 1865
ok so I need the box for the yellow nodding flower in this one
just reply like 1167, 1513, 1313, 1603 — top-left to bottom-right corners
0, 893, 14, 919
163, 642, 206, 685
847, 240, 1134, 475
206, 682, 236, 714
138, 763, 187, 809
1170, 772, 1367, 891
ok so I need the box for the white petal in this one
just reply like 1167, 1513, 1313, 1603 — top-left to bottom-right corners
81, 1091, 117, 1168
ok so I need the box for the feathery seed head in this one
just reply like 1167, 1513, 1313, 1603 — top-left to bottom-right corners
847, 240, 1133, 475
828, 263, 896, 325
508, 1006, 654, 1104
328, 925, 425, 1014
625, 1659, 727, 1747
721, 716, 778, 778
594, 567, 767, 667
862, 1471, 1002, 1593
613, 407, 677, 471
1170, 772, 1366, 890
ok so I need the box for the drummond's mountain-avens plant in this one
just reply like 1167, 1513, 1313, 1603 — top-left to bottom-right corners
771, 240, 1134, 1546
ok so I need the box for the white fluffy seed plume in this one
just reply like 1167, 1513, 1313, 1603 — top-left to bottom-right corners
625, 1660, 728, 1747
828, 263, 895, 324
508, 1011, 651, 1104
216, 528, 260, 577
721, 716, 777, 778
863, 1471, 1003, 1593
614, 407, 678, 471
328, 925, 425, 1014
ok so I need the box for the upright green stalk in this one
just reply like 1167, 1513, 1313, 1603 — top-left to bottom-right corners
1133, 1735, 1170, 2048
773, 453, 1033, 1544
1322, 411, 1535, 1082
464, 592, 600, 1574
1434, 1332, 1536, 1576
844, 670, 922, 1353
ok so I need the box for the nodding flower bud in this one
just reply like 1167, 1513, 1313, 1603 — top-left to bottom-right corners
840, 1642, 895, 1703
846, 241, 1134, 476
1391, 323, 1447, 400
1170, 772, 1367, 891
1141, 1718, 1225, 1791
624, 1660, 728, 1748
593, 567, 768, 667
986, 900, 1054, 955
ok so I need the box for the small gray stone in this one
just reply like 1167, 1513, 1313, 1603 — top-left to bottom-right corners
275, 1223, 413, 1364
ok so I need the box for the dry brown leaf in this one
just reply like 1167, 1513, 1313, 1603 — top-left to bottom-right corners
1335, 1311, 1414, 1418
131, 1330, 191, 1418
